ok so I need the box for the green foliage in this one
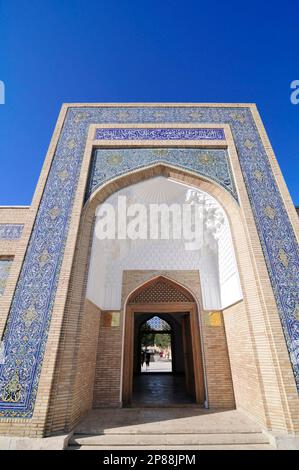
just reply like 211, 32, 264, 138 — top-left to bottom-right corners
141, 332, 155, 347
154, 333, 171, 349
140, 331, 171, 349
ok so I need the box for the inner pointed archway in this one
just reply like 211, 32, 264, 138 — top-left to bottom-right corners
123, 276, 205, 406
84, 171, 238, 412
86, 176, 242, 313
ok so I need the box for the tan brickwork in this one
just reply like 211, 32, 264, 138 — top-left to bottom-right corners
0, 207, 28, 256
0, 104, 298, 439
119, 270, 235, 410
93, 319, 122, 408
44, 158, 298, 435
202, 312, 235, 409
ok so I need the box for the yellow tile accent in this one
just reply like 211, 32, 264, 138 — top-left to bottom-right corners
204, 311, 222, 327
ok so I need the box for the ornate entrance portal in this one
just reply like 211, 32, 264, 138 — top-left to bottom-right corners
88, 175, 237, 412
122, 276, 205, 406
0, 104, 298, 448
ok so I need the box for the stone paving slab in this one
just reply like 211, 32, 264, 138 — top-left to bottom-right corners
71, 432, 269, 446
0, 434, 69, 450
73, 444, 273, 450
75, 408, 264, 435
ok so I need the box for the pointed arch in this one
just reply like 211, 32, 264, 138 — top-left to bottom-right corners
84, 161, 239, 211
60, 161, 244, 421
140, 315, 172, 332
122, 275, 205, 406
128, 275, 195, 305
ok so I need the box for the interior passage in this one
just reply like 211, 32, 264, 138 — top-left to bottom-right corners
132, 312, 197, 405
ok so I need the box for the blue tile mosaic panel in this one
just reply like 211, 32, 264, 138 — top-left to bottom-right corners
0, 260, 12, 296
0, 106, 298, 419
0, 225, 23, 240
95, 127, 225, 140
86, 148, 237, 201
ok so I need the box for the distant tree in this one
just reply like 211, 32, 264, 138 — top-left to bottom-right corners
140, 323, 155, 347
154, 333, 171, 349
140, 322, 171, 350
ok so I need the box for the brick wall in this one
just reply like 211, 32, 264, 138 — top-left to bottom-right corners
118, 270, 235, 409
1, 104, 298, 438
43, 160, 298, 436
0, 207, 28, 256
93, 314, 122, 407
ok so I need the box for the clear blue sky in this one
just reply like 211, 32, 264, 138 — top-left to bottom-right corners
0, 0, 298, 206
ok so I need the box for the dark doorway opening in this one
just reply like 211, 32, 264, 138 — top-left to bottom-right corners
122, 276, 205, 407
132, 312, 195, 405
139, 316, 172, 373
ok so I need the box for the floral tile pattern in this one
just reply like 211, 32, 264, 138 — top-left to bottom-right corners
0, 105, 298, 418
95, 127, 225, 140
0, 224, 23, 240
0, 260, 12, 296
86, 147, 237, 201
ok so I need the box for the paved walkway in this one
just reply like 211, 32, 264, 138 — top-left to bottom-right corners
133, 373, 193, 405
141, 360, 172, 373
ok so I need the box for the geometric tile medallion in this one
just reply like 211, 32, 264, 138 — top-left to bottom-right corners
0, 105, 298, 419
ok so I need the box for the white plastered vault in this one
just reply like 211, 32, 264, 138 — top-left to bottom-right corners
86, 176, 242, 310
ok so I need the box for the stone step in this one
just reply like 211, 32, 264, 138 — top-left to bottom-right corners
70, 432, 269, 447
74, 409, 263, 436
69, 444, 273, 450
70, 408, 275, 450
